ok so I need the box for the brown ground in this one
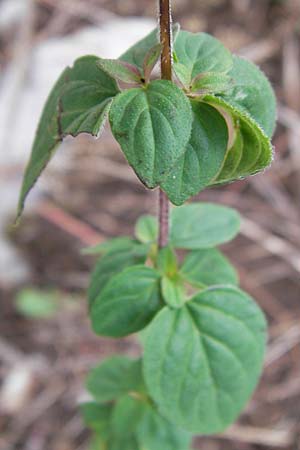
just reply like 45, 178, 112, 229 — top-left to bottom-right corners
1, 0, 300, 449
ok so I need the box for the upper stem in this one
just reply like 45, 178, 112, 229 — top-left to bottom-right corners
158, 0, 172, 248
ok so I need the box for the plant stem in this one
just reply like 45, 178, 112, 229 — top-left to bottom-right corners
158, 0, 172, 248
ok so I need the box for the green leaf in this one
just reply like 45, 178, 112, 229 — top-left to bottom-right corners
206, 96, 273, 185
87, 356, 144, 403
88, 241, 149, 307
143, 286, 267, 434
180, 248, 238, 288
156, 247, 178, 276
97, 58, 142, 84
91, 265, 162, 337
111, 395, 145, 438
15, 288, 59, 319
80, 402, 112, 436
89, 435, 107, 450
135, 215, 158, 243
173, 31, 232, 86
161, 276, 185, 309
221, 56, 276, 138
170, 203, 241, 249
161, 101, 228, 205
191, 72, 231, 94
120, 24, 180, 70
109, 80, 192, 188
136, 403, 192, 450
17, 56, 119, 219
82, 236, 137, 255
143, 43, 162, 83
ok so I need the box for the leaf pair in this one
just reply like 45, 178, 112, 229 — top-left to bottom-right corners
88, 203, 240, 337
83, 356, 191, 450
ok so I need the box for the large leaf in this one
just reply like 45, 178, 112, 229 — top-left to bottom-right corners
143, 286, 267, 433
161, 101, 228, 205
119, 24, 180, 71
173, 31, 232, 86
88, 241, 149, 307
91, 265, 162, 337
221, 56, 276, 138
170, 203, 241, 249
109, 80, 192, 188
206, 96, 273, 186
87, 356, 143, 403
17, 56, 119, 219
180, 248, 238, 288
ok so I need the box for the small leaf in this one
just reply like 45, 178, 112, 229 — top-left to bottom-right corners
180, 248, 238, 288
170, 203, 241, 249
173, 62, 191, 87
156, 247, 178, 276
136, 403, 192, 450
87, 356, 144, 403
191, 72, 231, 94
161, 276, 185, 309
91, 265, 162, 337
143, 43, 162, 83
80, 402, 112, 436
82, 236, 136, 255
15, 288, 59, 319
17, 56, 119, 219
206, 96, 273, 185
160, 101, 228, 205
120, 24, 180, 70
109, 80, 192, 188
89, 435, 107, 450
173, 31, 232, 86
221, 56, 276, 138
97, 58, 142, 84
135, 215, 158, 243
143, 286, 267, 433
88, 241, 149, 307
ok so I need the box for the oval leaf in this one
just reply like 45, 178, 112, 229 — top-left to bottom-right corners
135, 215, 158, 243
87, 356, 143, 403
17, 56, 119, 219
97, 58, 142, 84
170, 203, 241, 249
161, 101, 228, 205
143, 286, 267, 433
180, 248, 238, 288
173, 31, 232, 86
91, 265, 162, 337
109, 80, 192, 188
88, 241, 149, 307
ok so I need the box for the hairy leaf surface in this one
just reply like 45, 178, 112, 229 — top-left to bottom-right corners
161, 101, 228, 205
110, 80, 192, 188
221, 56, 276, 138
173, 31, 232, 86
181, 248, 238, 287
143, 286, 267, 433
91, 266, 162, 337
17, 56, 119, 218
170, 203, 241, 249
120, 24, 180, 70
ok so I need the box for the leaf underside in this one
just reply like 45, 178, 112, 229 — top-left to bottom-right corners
17, 56, 119, 219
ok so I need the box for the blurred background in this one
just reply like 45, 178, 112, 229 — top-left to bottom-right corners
1, 0, 300, 449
